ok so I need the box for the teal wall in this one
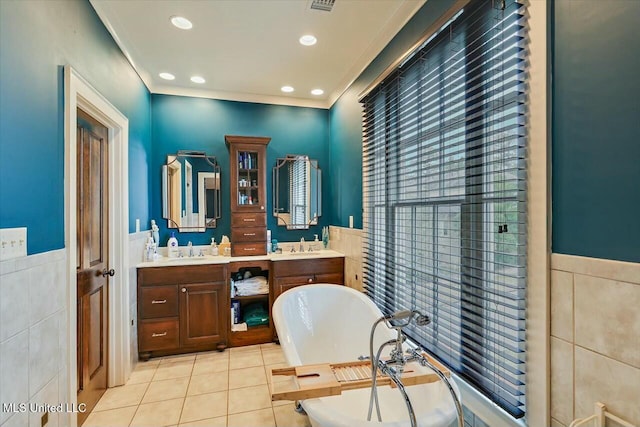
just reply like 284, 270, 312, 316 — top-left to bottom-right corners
151, 94, 330, 246
552, 0, 640, 263
0, 0, 152, 255
328, 0, 457, 228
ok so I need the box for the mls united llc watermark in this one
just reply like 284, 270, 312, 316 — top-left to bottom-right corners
2, 402, 87, 413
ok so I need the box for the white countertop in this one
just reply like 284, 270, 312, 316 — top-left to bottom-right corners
137, 249, 345, 268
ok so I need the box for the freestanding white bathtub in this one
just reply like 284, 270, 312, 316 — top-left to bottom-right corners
272, 284, 460, 427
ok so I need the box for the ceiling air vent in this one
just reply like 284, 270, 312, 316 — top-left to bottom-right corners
309, 0, 335, 12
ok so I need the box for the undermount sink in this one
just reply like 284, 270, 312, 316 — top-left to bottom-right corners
284, 251, 324, 256
155, 255, 226, 264
271, 249, 336, 259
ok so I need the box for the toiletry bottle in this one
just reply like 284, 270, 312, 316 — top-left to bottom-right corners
314, 234, 320, 251
219, 235, 231, 256
210, 237, 219, 256
322, 226, 329, 249
266, 230, 272, 253
167, 232, 179, 258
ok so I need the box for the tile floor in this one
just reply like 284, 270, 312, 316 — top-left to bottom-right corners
83, 343, 311, 427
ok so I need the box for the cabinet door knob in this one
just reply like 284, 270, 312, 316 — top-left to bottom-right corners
260, 206, 264, 210
308, 278, 313, 283
181, 288, 187, 293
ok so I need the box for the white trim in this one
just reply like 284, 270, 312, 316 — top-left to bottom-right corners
64, 66, 130, 427
524, 0, 550, 426
197, 172, 217, 232
551, 253, 640, 285
453, 373, 526, 427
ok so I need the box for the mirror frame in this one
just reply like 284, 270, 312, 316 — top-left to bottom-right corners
162, 150, 221, 231
272, 155, 322, 230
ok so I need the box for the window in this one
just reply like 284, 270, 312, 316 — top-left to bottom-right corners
361, 0, 528, 418
290, 156, 309, 226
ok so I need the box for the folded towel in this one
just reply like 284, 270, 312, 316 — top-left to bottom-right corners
235, 276, 269, 296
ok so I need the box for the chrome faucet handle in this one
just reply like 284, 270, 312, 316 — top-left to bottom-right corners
290, 246, 296, 253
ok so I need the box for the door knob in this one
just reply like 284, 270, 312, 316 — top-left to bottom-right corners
101, 268, 115, 277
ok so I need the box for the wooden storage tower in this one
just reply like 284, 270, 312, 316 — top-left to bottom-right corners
226, 135, 270, 256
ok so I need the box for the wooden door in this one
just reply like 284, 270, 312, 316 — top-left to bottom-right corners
76, 108, 110, 426
179, 282, 227, 349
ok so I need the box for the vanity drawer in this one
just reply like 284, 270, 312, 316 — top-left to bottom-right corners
232, 242, 267, 256
140, 285, 178, 319
272, 257, 344, 277
232, 227, 267, 243
231, 212, 266, 227
139, 319, 179, 352
314, 272, 344, 285
274, 272, 343, 287
139, 265, 226, 285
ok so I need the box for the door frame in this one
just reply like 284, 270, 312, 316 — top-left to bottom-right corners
64, 66, 130, 425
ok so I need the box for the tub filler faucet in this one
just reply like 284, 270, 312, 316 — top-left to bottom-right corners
367, 310, 464, 427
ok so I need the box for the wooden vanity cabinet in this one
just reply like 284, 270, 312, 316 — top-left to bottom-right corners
137, 264, 228, 360
271, 257, 345, 302
226, 135, 270, 256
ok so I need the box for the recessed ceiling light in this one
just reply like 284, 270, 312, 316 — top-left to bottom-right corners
299, 35, 317, 46
281, 86, 295, 93
311, 89, 324, 96
190, 76, 206, 84
170, 16, 193, 30
159, 72, 175, 80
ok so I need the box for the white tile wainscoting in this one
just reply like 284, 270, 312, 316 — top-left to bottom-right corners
550, 253, 640, 427
128, 231, 151, 375
328, 226, 363, 292
0, 249, 67, 427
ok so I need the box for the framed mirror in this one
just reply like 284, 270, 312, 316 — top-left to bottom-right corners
272, 155, 321, 229
162, 150, 221, 231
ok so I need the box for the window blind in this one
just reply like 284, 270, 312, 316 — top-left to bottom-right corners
361, 0, 528, 418
290, 156, 309, 228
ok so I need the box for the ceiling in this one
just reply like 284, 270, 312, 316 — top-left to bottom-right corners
90, 0, 426, 109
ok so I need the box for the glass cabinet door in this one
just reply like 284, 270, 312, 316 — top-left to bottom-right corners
226, 135, 270, 213
236, 149, 260, 207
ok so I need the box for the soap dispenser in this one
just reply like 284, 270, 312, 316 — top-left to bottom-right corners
210, 237, 219, 256
167, 232, 179, 258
